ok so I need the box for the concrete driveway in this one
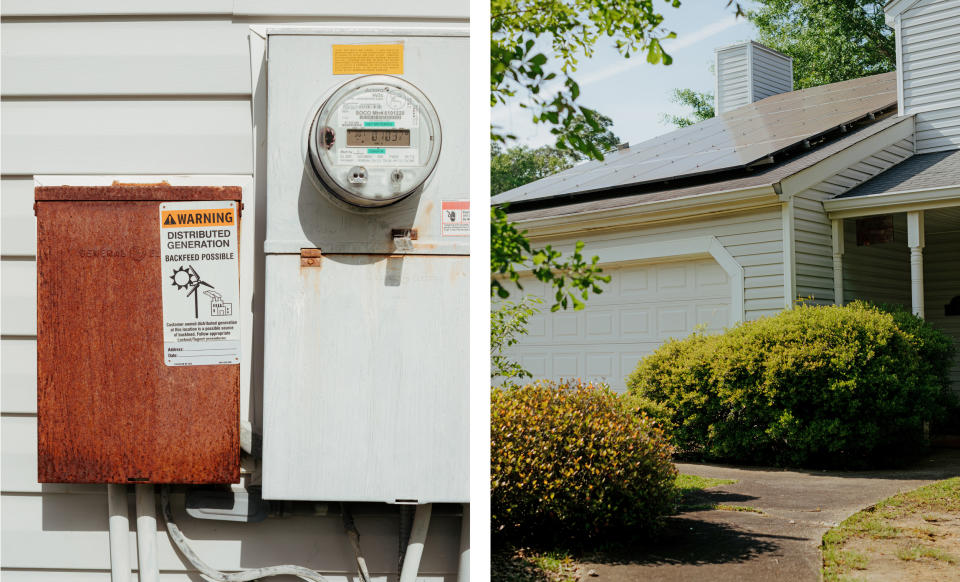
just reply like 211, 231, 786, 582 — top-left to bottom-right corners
577, 448, 960, 581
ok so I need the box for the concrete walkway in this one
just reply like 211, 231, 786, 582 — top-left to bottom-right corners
578, 448, 960, 581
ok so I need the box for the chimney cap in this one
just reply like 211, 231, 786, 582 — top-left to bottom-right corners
713, 39, 792, 62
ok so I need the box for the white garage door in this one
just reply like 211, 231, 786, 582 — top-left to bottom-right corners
506, 257, 732, 392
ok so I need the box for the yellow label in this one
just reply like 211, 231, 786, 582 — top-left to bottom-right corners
161, 208, 235, 228
332, 44, 404, 75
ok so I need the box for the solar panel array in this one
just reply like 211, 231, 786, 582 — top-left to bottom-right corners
493, 72, 897, 205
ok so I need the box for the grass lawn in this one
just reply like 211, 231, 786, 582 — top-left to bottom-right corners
491, 473, 740, 581
821, 476, 960, 582
673, 474, 765, 513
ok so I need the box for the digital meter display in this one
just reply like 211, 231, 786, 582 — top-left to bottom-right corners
346, 129, 411, 147
308, 75, 442, 208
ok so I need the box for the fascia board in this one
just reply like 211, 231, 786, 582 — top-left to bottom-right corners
884, 0, 924, 25
824, 185, 960, 218
777, 116, 916, 199
516, 185, 780, 238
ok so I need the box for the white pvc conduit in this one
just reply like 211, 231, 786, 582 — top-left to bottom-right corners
136, 485, 160, 582
398, 504, 432, 582
107, 484, 131, 582
457, 504, 469, 582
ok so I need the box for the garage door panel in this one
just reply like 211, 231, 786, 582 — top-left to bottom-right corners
526, 313, 547, 338
656, 264, 691, 291
553, 353, 581, 378
656, 305, 691, 337
696, 304, 730, 331
506, 257, 733, 392
586, 353, 616, 377
621, 309, 652, 337
619, 267, 651, 296
520, 354, 548, 378
696, 261, 730, 290
585, 311, 616, 338
552, 312, 581, 340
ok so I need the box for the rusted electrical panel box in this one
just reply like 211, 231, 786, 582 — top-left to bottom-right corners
35, 184, 241, 484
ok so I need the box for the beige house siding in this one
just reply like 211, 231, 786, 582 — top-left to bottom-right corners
900, 0, 960, 153
925, 225, 960, 389
1, 5, 467, 581
842, 214, 913, 306
793, 136, 916, 305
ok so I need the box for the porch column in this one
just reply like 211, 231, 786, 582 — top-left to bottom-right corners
832, 218, 844, 306
907, 211, 925, 318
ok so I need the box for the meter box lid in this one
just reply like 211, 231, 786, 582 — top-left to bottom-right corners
35, 184, 241, 484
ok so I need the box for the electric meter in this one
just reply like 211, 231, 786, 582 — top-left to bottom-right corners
308, 75, 442, 207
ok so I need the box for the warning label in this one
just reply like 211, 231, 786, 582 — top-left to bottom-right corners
161, 208, 235, 228
332, 44, 404, 75
441, 200, 470, 237
159, 201, 240, 367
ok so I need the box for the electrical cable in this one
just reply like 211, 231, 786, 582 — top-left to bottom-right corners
160, 486, 328, 582
340, 504, 372, 582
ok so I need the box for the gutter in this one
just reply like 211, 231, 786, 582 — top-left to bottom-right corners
824, 184, 960, 219
512, 184, 781, 238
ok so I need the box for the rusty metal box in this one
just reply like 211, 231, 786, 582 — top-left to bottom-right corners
35, 184, 241, 484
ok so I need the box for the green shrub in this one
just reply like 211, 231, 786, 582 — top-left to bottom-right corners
627, 303, 954, 468
620, 391, 675, 431
491, 380, 677, 546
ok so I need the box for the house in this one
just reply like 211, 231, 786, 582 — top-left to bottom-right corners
493, 0, 960, 393
0, 3, 467, 581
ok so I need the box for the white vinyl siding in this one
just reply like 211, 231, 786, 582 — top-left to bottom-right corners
716, 43, 751, 114
900, 0, 960, 153
793, 136, 916, 304
715, 41, 792, 115
751, 45, 793, 101
842, 214, 912, 306
1, 0, 464, 18
1, 5, 466, 581
924, 213, 960, 391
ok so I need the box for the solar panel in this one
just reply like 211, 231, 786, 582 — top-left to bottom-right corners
494, 72, 896, 205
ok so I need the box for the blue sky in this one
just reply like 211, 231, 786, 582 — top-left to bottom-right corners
492, 0, 758, 149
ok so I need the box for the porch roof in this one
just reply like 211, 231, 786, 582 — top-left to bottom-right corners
836, 149, 960, 199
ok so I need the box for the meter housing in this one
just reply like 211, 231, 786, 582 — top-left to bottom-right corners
308, 76, 441, 207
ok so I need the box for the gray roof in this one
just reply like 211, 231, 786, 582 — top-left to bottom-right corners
837, 149, 960, 198
509, 115, 907, 222
494, 72, 897, 208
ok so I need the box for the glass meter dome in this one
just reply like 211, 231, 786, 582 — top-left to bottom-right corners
308, 75, 442, 208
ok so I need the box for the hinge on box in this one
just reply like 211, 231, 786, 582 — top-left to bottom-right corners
300, 248, 322, 267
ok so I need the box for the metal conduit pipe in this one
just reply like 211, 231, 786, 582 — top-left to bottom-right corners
457, 504, 469, 582
136, 485, 160, 582
398, 503, 432, 582
107, 484, 131, 582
